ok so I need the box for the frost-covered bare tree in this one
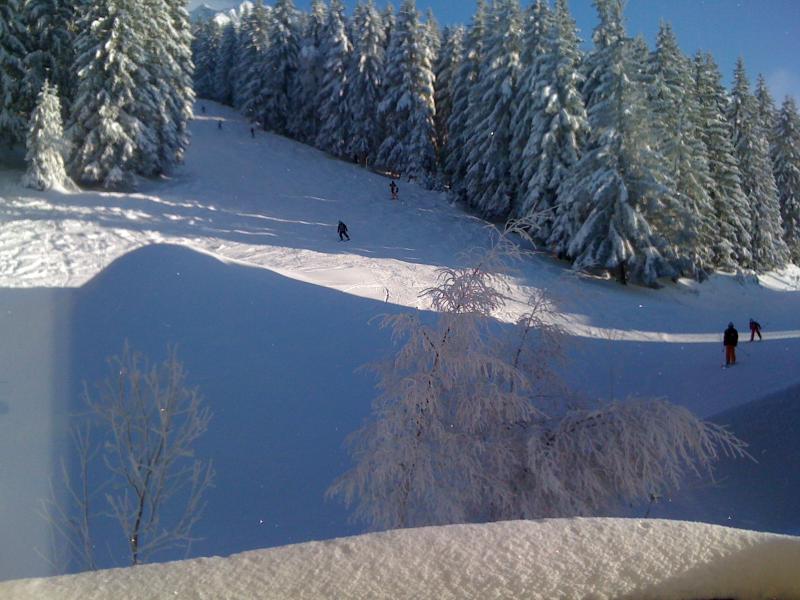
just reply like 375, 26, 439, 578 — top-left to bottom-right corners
329, 227, 746, 530
41, 343, 214, 571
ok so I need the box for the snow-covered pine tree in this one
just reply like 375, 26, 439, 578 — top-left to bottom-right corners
289, 0, 326, 143
692, 52, 752, 269
213, 21, 239, 105
315, 0, 352, 156
548, 0, 676, 286
346, 0, 385, 165
773, 96, 800, 263
232, 2, 254, 110
329, 230, 746, 529
260, 0, 300, 135
433, 26, 464, 167
755, 74, 778, 149
68, 0, 150, 188
236, 1, 271, 124
515, 0, 588, 245
192, 19, 223, 100
381, 3, 395, 51
729, 58, 790, 270
646, 22, 715, 277
443, 0, 487, 193
460, 0, 523, 219
22, 0, 76, 116
375, 0, 436, 182
0, 0, 28, 145
508, 0, 552, 212
423, 8, 441, 66
23, 80, 71, 191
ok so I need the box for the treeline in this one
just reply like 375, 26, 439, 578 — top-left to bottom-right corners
193, 0, 800, 285
0, 0, 193, 188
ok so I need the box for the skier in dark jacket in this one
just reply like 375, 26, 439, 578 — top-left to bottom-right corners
749, 319, 762, 341
390, 180, 398, 200
337, 221, 350, 241
723, 322, 738, 366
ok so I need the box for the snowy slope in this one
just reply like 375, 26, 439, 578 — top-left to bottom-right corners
0, 101, 799, 580
2, 519, 799, 600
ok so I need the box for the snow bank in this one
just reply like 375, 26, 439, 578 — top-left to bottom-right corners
2, 519, 798, 599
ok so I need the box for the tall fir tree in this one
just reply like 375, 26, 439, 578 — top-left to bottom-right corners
236, 1, 271, 123
346, 0, 385, 164
433, 26, 464, 168
509, 0, 552, 211
290, 0, 327, 143
443, 0, 487, 192
460, 0, 522, 219
68, 0, 150, 187
192, 19, 222, 100
0, 0, 28, 145
773, 97, 800, 263
516, 0, 588, 245
549, 0, 676, 285
163, 0, 196, 169
315, 0, 352, 156
729, 58, 790, 270
23, 80, 71, 190
375, 0, 436, 182
213, 22, 239, 105
692, 52, 752, 269
260, 0, 300, 135
646, 22, 715, 276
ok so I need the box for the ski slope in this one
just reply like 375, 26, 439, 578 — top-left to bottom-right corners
0, 101, 798, 581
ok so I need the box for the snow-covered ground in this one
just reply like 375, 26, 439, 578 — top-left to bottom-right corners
0, 101, 798, 583
3, 519, 799, 599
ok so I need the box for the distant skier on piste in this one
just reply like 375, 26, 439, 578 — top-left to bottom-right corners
390, 180, 398, 200
337, 221, 350, 241
749, 318, 762, 341
723, 322, 738, 366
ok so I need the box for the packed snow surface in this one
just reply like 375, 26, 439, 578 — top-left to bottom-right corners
2, 519, 799, 599
1, 102, 799, 581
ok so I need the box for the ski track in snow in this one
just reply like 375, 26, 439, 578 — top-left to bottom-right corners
2, 102, 799, 346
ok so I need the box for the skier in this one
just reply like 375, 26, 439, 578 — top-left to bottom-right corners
201, 105, 206, 114
337, 221, 350, 241
218, 120, 223, 130
390, 180, 398, 200
749, 318, 762, 341
250, 127, 255, 138
723, 322, 738, 366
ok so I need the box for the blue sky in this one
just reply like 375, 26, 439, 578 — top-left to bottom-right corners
192, 0, 800, 102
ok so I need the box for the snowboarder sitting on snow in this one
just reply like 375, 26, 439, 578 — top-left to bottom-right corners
390, 180, 398, 200
723, 322, 738, 366
749, 318, 762, 341
337, 221, 350, 241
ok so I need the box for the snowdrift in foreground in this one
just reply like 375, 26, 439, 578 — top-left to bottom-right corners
3, 519, 798, 600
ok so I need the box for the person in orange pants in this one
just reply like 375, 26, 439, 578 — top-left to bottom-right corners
723, 322, 738, 366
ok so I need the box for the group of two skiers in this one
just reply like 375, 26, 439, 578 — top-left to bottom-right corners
337, 180, 399, 241
723, 319, 762, 366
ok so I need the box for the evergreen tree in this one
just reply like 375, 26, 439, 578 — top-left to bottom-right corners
213, 22, 239, 105
315, 0, 352, 155
549, 0, 675, 286
22, 0, 76, 114
433, 26, 464, 167
346, 0, 385, 164
646, 22, 715, 276
375, 0, 436, 182
461, 0, 522, 219
23, 80, 71, 190
192, 19, 222, 100
755, 74, 778, 147
236, 1, 271, 123
290, 0, 326, 143
68, 0, 150, 187
516, 0, 588, 245
162, 0, 196, 169
443, 0, 487, 192
509, 0, 552, 210
0, 0, 28, 145
692, 52, 752, 269
729, 58, 790, 270
773, 97, 800, 263
260, 0, 300, 134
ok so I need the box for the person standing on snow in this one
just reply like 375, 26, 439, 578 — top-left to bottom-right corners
723, 322, 738, 366
749, 319, 762, 341
390, 180, 398, 200
337, 221, 350, 241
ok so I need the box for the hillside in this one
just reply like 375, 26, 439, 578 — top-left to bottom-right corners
0, 101, 798, 580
